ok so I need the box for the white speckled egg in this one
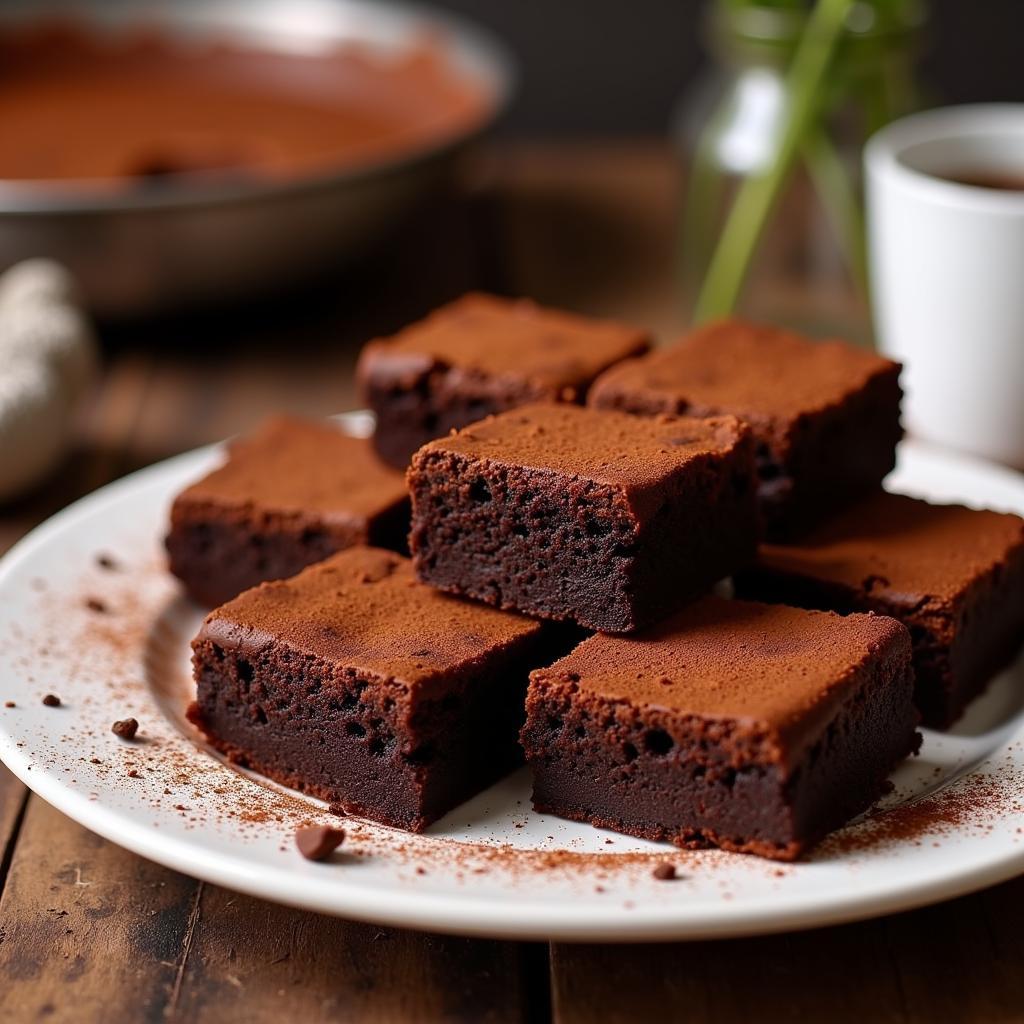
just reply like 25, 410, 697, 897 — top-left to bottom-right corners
0, 258, 80, 309
0, 358, 71, 502
0, 260, 95, 502
1, 303, 98, 405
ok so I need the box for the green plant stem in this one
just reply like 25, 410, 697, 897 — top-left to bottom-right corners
801, 128, 867, 295
693, 0, 857, 323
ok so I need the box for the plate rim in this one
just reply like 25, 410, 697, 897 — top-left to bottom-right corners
1, 428, 1023, 942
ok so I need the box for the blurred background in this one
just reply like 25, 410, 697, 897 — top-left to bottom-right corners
1, 0, 1022, 514
430, 0, 1023, 137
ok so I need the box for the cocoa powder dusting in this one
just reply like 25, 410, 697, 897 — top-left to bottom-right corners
10, 552, 1024, 912
821, 773, 1014, 856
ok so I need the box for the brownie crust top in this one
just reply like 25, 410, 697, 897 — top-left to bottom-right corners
756, 491, 1024, 605
360, 292, 650, 394
415, 402, 751, 491
532, 597, 909, 759
178, 415, 407, 522
196, 547, 544, 689
590, 319, 900, 424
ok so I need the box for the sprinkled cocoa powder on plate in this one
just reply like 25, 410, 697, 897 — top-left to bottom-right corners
19, 559, 1024, 907
820, 773, 1013, 855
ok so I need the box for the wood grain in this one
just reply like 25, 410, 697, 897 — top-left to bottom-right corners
166, 886, 541, 1023
550, 875, 1024, 1024
0, 798, 540, 1024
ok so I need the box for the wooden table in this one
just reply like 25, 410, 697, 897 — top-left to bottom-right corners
1, 144, 1022, 1023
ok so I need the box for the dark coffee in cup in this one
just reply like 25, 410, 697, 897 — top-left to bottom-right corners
941, 170, 1024, 191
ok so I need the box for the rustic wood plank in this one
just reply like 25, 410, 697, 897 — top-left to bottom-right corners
0, 796, 199, 1023
167, 885, 540, 1023
0, 767, 29, 891
551, 875, 1024, 1024
0, 797, 541, 1024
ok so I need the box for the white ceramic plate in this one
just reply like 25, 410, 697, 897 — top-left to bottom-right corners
1, 414, 1023, 941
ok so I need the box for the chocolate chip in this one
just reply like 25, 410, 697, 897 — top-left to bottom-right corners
295, 825, 346, 861
42, 694, 61, 707
111, 718, 139, 740
85, 597, 107, 614
652, 862, 677, 881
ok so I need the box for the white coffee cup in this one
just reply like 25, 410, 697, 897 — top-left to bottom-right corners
865, 104, 1024, 470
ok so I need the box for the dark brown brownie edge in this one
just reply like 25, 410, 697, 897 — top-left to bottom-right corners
768, 365, 903, 539
360, 356, 556, 470
734, 542, 1024, 728
407, 443, 758, 633
187, 622, 573, 832
592, 363, 902, 540
519, 632, 919, 860
166, 498, 410, 607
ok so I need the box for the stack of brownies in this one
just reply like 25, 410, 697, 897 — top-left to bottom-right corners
169, 293, 1024, 861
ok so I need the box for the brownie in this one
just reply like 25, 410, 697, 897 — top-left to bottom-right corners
187, 546, 567, 831
407, 402, 758, 633
520, 597, 919, 861
357, 292, 651, 468
167, 415, 409, 607
588, 318, 903, 538
734, 492, 1024, 728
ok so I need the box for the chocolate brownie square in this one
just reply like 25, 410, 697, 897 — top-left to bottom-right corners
167, 415, 408, 607
520, 597, 919, 861
408, 403, 758, 633
188, 547, 566, 831
357, 292, 650, 468
734, 492, 1024, 728
589, 319, 903, 538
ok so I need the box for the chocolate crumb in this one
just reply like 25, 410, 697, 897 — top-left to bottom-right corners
96, 553, 119, 571
112, 718, 139, 740
85, 597, 108, 614
652, 862, 677, 881
89, 758, 102, 765
42, 694, 61, 707
295, 825, 346, 862
127, 769, 140, 778
415, 866, 426, 876
327, 803, 348, 818
4, 701, 14, 708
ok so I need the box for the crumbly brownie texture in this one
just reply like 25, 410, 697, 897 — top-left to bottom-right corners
520, 597, 919, 861
357, 292, 651, 468
735, 492, 1024, 728
188, 547, 565, 832
588, 319, 903, 538
407, 403, 758, 633
167, 415, 409, 606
